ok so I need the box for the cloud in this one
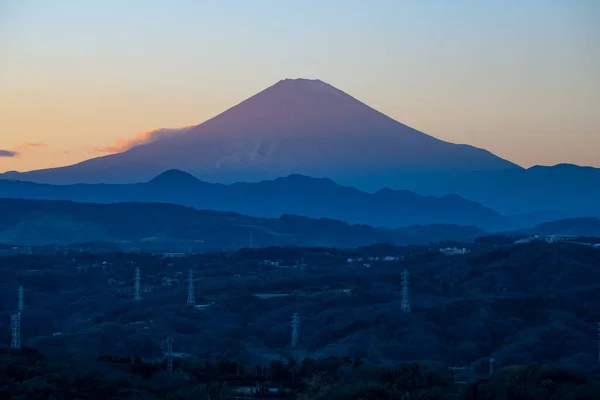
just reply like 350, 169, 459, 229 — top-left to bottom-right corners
94, 126, 195, 154
15, 142, 47, 151
0, 143, 46, 158
0, 150, 17, 157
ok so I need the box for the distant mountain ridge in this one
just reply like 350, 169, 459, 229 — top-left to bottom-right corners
517, 217, 600, 238
0, 198, 487, 250
0, 171, 508, 230
418, 163, 600, 215
0, 78, 518, 186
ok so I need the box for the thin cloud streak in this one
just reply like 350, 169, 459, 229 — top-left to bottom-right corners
0, 143, 46, 158
15, 143, 47, 151
93, 126, 195, 154
0, 150, 17, 157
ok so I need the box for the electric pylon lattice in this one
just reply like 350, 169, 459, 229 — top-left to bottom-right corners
401, 269, 410, 313
11, 313, 21, 349
167, 337, 174, 374
187, 269, 195, 306
291, 313, 300, 348
134, 267, 141, 301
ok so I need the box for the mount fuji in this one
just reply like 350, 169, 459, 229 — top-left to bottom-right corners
1, 78, 519, 188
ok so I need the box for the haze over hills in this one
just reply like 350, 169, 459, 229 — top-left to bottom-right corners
0, 198, 487, 250
517, 217, 600, 238
0, 170, 508, 230
0, 78, 519, 187
417, 164, 600, 216
0, 198, 596, 252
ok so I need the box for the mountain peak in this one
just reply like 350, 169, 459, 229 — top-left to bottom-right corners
148, 169, 200, 185
270, 78, 356, 101
179, 77, 405, 142
2, 79, 519, 186
277, 78, 326, 84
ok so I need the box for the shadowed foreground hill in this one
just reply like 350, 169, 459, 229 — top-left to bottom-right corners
2, 240, 600, 398
0, 198, 486, 250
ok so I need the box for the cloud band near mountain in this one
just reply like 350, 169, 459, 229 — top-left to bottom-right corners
94, 126, 195, 154
0, 143, 46, 157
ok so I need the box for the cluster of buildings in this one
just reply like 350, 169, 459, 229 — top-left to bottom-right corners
514, 235, 593, 245
346, 255, 403, 263
439, 247, 470, 256
260, 260, 306, 269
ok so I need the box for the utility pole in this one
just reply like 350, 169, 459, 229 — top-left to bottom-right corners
11, 313, 21, 349
134, 267, 141, 301
187, 269, 195, 307
167, 337, 174, 374
489, 356, 496, 376
17, 286, 24, 313
401, 269, 410, 313
291, 313, 300, 348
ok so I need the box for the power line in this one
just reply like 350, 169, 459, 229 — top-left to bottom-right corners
17, 286, 24, 313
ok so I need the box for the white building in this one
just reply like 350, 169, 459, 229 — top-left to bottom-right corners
439, 247, 470, 256
545, 235, 576, 243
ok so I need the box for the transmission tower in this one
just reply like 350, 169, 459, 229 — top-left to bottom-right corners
166, 337, 174, 374
401, 269, 410, 313
187, 269, 195, 307
134, 267, 141, 301
291, 313, 300, 348
17, 286, 24, 313
11, 313, 21, 349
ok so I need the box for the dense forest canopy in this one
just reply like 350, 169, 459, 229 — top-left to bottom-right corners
2, 237, 600, 398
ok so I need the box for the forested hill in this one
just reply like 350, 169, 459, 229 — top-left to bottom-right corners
0, 171, 506, 230
0, 198, 486, 250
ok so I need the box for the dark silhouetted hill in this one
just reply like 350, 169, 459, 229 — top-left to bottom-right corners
0, 172, 507, 229
0, 198, 487, 250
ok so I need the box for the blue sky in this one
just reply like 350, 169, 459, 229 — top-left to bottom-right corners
1, 0, 598, 171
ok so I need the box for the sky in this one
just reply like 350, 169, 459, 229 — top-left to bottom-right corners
1, 0, 599, 173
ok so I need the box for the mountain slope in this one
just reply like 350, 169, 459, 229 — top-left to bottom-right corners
0, 171, 507, 229
0, 78, 519, 186
517, 217, 600, 238
417, 164, 600, 215
0, 198, 486, 250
